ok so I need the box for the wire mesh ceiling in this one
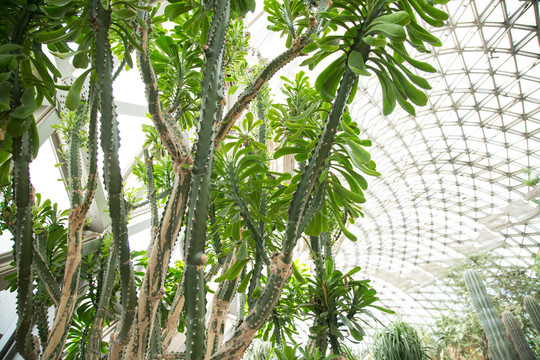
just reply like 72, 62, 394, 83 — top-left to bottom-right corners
329, 0, 540, 323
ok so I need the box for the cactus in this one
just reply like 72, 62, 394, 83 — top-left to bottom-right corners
89, 1, 138, 357
12, 132, 36, 360
464, 269, 519, 360
502, 311, 537, 360
183, 2, 230, 360
525, 295, 540, 336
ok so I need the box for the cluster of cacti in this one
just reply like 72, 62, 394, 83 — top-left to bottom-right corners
463, 269, 519, 360
0, 0, 447, 359
464, 269, 540, 360
502, 311, 537, 360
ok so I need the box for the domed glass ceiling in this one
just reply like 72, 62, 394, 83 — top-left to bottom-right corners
0, 0, 538, 329
336, 0, 540, 322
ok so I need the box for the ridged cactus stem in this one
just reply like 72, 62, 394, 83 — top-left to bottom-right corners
216, 34, 314, 147
183, 2, 230, 360
12, 132, 36, 360
31, 243, 60, 307
149, 305, 163, 359
136, 9, 190, 165
464, 269, 518, 360
145, 149, 158, 237
126, 167, 191, 358
282, 66, 357, 263
321, 231, 333, 263
10, 8, 36, 359
87, 248, 118, 360
41, 84, 99, 360
524, 295, 540, 335
206, 250, 240, 360
307, 234, 329, 355
90, 1, 138, 357
161, 270, 185, 351
310, 235, 325, 282
502, 311, 536, 360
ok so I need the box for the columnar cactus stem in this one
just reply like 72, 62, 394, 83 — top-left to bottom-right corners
126, 167, 190, 358
464, 269, 518, 360
184, 2, 230, 359
136, 10, 190, 165
41, 82, 99, 360
162, 271, 185, 351
87, 249, 118, 360
283, 66, 357, 263
524, 295, 540, 335
205, 250, 240, 360
12, 132, 36, 360
90, 1, 138, 357
501, 311, 536, 360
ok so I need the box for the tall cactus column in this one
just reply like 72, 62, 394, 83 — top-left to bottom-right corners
12, 132, 36, 360
184, 1, 230, 360
90, 1, 138, 358
464, 269, 518, 360
502, 311, 536, 360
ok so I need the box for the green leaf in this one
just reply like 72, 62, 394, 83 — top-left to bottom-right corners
370, 11, 410, 27
375, 71, 396, 115
10, 88, 36, 119
0, 83, 11, 111
41, 4, 71, 18
344, 137, 371, 164
236, 239, 248, 260
389, 43, 437, 73
215, 259, 250, 282
65, 68, 92, 111
363, 35, 386, 47
0, 44, 22, 54
315, 54, 346, 102
0, 160, 11, 186
292, 262, 306, 284
237, 270, 252, 293
339, 313, 365, 341
113, 8, 136, 19
274, 147, 303, 159
366, 24, 406, 43
348, 50, 370, 76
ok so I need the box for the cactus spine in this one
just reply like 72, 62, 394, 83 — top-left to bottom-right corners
464, 269, 519, 360
502, 311, 537, 360
525, 295, 540, 336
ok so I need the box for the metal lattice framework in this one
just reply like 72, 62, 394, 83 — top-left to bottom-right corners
333, 0, 540, 323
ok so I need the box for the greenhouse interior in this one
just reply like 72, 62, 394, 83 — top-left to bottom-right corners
0, 0, 539, 359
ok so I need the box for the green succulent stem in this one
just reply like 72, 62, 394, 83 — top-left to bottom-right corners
502, 311, 536, 360
184, 2, 230, 359
90, 1, 138, 357
12, 132, 36, 360
206, 250, 240, 360
87, 248, 118, 360
464, 269, 518, 360
41, 74, 99, 360
136, 10, 190, 166
283, 65, 357, 263
215, 34, 314, 147
524, 295, 540, 336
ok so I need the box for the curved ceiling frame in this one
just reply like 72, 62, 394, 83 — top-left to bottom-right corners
335, 0, 540, 324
